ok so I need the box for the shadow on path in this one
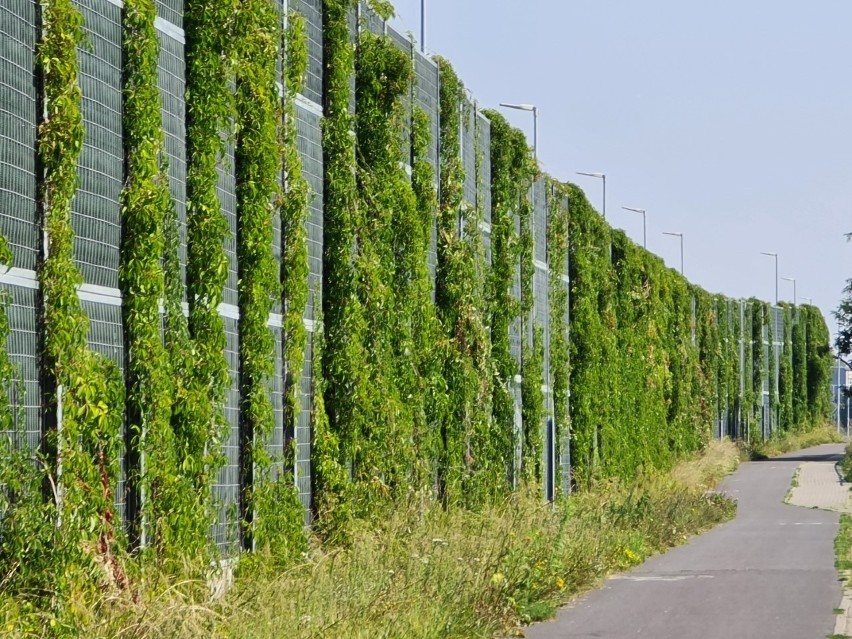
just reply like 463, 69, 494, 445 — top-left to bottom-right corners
754, 452, 843, 463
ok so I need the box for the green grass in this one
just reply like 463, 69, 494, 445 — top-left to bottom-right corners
836, 515, 852, 572
784, 466, 802, 504
0, 442, 740, 638
748, 425, 844, 461
839, 442, 852, 484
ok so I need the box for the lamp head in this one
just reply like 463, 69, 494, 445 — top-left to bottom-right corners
499, 102, 536, 112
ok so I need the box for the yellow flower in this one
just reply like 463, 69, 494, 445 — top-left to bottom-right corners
555, 576, 566, 590
490, 572, 505, 585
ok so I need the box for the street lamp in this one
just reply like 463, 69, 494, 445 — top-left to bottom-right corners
499, 103, 537, 164
801, 297, 813, 305
621, 206, 646, 248
662, 232, 684, 275
576, 172, 606, 219
781, 277, 796, 305
760, 252, 779, 305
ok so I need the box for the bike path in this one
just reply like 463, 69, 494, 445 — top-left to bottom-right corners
526, 444, 845, 639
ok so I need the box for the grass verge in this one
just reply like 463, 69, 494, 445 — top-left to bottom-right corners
1, 441, 740, 638
833, 514, 852, 639
748, 425, 844, 461
840, 442, 852, 484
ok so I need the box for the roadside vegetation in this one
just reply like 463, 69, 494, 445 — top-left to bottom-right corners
747, 425, 844, 461
839, 441, 852, 483
0, 441, 739, 638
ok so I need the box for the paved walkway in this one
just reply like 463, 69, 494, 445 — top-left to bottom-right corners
526, 444, 846, 639
787, 460, 851, 512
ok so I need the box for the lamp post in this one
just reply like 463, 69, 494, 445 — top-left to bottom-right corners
499, 102, 537, 164
621, 206, 646, 248
781, 277, 797, 305
760, 252, 779, 305
576, 172, 606, 219
662, 232, 684, 275
420, 0, 425, 52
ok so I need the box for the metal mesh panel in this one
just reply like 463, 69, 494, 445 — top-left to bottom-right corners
533, 179, 547, 262
155, 0, 182, 28
296, 103, 323, 322
0, 0, 37, 271
267, 326, 285, 477
1, 284, 40, 450
360, 1, 383, 35
389, 27, 412, 165
461, 101, 476, 209
219, 137, 238, 306
510, 208, 522, 368
477, 113, 491, 225
413, 52, 439, 293
80, 299, 125, 520
212, 316, 240, 552
74, 0, 123, 289
292, 0, 322, 106
158, 33, 187, 292
534, 267, 549, 372
347, 5, 356, 114
762, 323, 770, 393
296, 332, 312, 515
413, 52, 439, 176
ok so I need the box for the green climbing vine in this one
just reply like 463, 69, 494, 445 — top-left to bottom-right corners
120, 0, 189, 559
777, 304, 794, 431
319, 0, 370, 515
280, 9, 310, 474
749, 299, 767, 440
767, 303, 778, 433
435, 59, 497, 505
183, 0, 233, 539
233, 0, 304, 554
517, 166, 542, 483
547, 181, 570, 493
310, 310, 351, 538
566, 184, 615, 485
482, 109, 531, 484
792, 305, 808, 427
353, 27, 414, 497
37, 0, 127, 592
162, 191, 215, 559
521, 325, 544, 483
410, 104, 446, 490
802, 304, 833, 426
0, 239, 53, 600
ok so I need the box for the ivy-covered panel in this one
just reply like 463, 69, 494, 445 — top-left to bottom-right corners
292, 0, 323, 105
0, 285, 40, 449
0, 0, 38, 271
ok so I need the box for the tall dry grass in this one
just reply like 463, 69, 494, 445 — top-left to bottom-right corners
748, 424, 844, 460
1, 441, 740, 638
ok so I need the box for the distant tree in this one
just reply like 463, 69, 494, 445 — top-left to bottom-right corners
836, 279, 852, 366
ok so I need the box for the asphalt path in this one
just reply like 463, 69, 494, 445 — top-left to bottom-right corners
526, 444, 845, 639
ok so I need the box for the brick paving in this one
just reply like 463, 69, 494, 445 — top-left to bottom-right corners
787, 460, 851, 513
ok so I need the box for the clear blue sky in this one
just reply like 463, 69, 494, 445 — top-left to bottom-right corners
390, 0, 852, 339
